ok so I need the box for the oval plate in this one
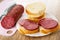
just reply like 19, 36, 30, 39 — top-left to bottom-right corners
16, 12, 58, 37
16, 0, 59, 37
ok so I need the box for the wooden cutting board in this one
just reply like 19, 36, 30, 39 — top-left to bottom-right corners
0, 0, 60, 40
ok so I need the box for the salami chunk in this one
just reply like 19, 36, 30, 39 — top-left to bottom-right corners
1, 5, 24, 29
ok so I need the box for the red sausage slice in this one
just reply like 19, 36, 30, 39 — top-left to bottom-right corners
1, 16, 15, 29
39, 18, 58, 29
19, 19, 39, 31
1, 5, 24, 29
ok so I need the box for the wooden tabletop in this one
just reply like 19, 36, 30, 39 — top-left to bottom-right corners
0, 0, 60, 40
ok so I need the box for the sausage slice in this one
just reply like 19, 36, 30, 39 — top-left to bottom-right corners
19, 19, 39, 31
39, 18, 58, 29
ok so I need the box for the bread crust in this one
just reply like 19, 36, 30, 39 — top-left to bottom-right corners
40, 24, 59, 34
18, 26, 39, 34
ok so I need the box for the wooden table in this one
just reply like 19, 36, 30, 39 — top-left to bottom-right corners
0, 0, 60, 40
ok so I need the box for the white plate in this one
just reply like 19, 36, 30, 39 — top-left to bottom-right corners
16, 12, 58, 37
15, 0, 59, 37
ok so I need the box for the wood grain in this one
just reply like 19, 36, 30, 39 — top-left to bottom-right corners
0, 31, 60, 40
0, 0, 3, 2
0, 0, 60, 40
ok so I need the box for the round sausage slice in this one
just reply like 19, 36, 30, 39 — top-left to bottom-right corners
19, 19, 39, 31
1, 4, 24, 29
39, 18, 58, 29
1, 16, 15, 29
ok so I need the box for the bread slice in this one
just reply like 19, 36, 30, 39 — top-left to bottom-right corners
26, 2, 46, 18
28, 12, 45, 22
39, 24, 59, 34
18, 26, 39, 34
28, 11, 45, 18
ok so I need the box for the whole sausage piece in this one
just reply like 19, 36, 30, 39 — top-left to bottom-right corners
1, 5, 24, 29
